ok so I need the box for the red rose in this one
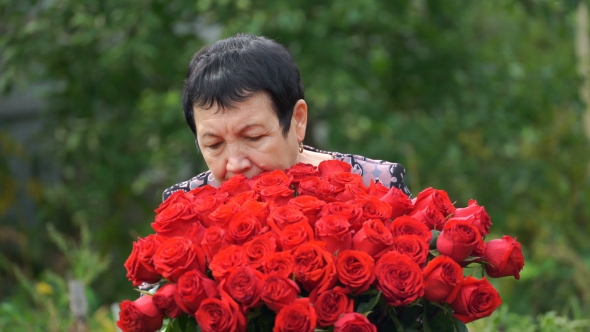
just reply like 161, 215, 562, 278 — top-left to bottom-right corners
175, 270, 219, 315
152, 196, 201, 237
288, 195, 326, 227
227, 211, 262, 245
209, 202, 241, 229
195, 291, 247, 332
310, 286, 353, 327
268, 205, 309, 233
292, 242, 338, 294
152, 283, 183, 318
334, 183, 370, 202
315, 215, 352, 254
280, 221, 315, 250
390, 235, 430, 267
436, 218, 482, 263
413, 187, 456, 217
357, 196, 392, 224
200, 226, 227, 263
153, 237, 206, 282
243, 233, 278, 270
155, 190, 191, 214
273, 298, 317, 332
193, 194, 225, 228
242, 200, 270, 225
298, 177, 335, 202
220, 266, 263, 310
389, 216, 432, 244
380, 186, 413, 220
319, 202, 364, 231
227, 191, 260, 206
423, 255, 464, 303
124, 234, 166, 286
454, 199, 492, 237
334, 313, 377, 332
483, 235, 525, 279
329, 172, 364, 193
336, 250, 375, 295
264, 251, 294, 278
209, 245, 245, 282
261, 272, 301, 312
218, 174, 251, 197
375, 252, 424, 306
352, 219, 393, 258
318, 159, 352, 176
117, 296, 164, 332
185, 185, 217, 202
182, 222, 206, 246
285, 163, 320, 184
259, 185, 295, 206
410, 205, 446, 231
367, 180, 390, 198
451, 276, 502, 323
252, 169, 293, 192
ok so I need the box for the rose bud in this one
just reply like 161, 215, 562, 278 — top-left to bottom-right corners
287, 195, 326, 227
357, 196, 392, 224
298, 177, 335, 202
390, 235, 430, 267
375, 252, 425, 307
124, 234, 166, 286
195, 290, 247, 332
336, 250, 375, 295
184, 184, 216, 203
263, 251, 294, 278
174, 270, 219, 315
280, 221, 315, 251
483, 235, 525, 279
209, 245, 245, 282
436, 218, 483, 263
329, 172, 365, 194
318, 159, 352, 176
209, 202, 241, 229
292, 242, 338, 294
380, 186, 413, 220
450, 276, 502, 323
454, 199, 492, 237
319, 202, 364, 232
412, 187, 456, 217
260, 272, 301, 312
352, 219, 394, 258
268, 205, 309, 233
117, 296, 164, 332
310, 286, 353, 327
193, 194, 225, 228
410, 205, 447, 231
274, 298, 317, 332
315, 215, 352, 254
334, 313, 377, 332
243, 233, 278, 270
335, 183, 370, 202
389, 216, 432, 244
227, 190, 260, 206
259, 185, 295, 206
220, 266, 264, 310
152, 237, 206, 282
252, 169, 293, 192
422, 255, 464, 303
152, 283, 183, 318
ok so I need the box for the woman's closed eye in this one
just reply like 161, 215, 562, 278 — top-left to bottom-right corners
246, 136, 263, 142
207, 142, 223, 149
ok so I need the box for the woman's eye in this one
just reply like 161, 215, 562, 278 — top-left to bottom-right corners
208, 142, 222, 149
246, 136, 263, 142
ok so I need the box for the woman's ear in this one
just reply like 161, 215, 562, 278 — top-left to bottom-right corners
292, 99, 308, 142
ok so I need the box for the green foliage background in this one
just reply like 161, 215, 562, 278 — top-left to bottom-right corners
1, 0, 589, 329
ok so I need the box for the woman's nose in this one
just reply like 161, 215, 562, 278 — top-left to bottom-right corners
226, 150, 252, 176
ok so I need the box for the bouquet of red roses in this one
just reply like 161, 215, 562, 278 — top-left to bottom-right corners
118, 160, 525, 332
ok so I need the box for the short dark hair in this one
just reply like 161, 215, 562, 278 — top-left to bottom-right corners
182, 34, 304, 137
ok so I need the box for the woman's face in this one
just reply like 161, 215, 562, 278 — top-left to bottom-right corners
193, 92, 307, 183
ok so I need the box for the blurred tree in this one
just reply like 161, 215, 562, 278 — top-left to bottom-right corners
1, 0, 588, 317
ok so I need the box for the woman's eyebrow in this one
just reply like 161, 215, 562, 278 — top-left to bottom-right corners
237, 123, 264, 133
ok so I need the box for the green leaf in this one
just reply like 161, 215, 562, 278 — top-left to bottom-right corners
388, 308, 405, 331
356, 292, 381, 313
453, 318, 469, 332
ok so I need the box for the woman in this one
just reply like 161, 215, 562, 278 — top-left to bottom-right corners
163, 34, 411, 201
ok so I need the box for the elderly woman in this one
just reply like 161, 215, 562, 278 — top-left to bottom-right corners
163, 34, 411, 200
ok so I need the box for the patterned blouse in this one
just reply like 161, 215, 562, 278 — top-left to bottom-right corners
162, 145, 411, 201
